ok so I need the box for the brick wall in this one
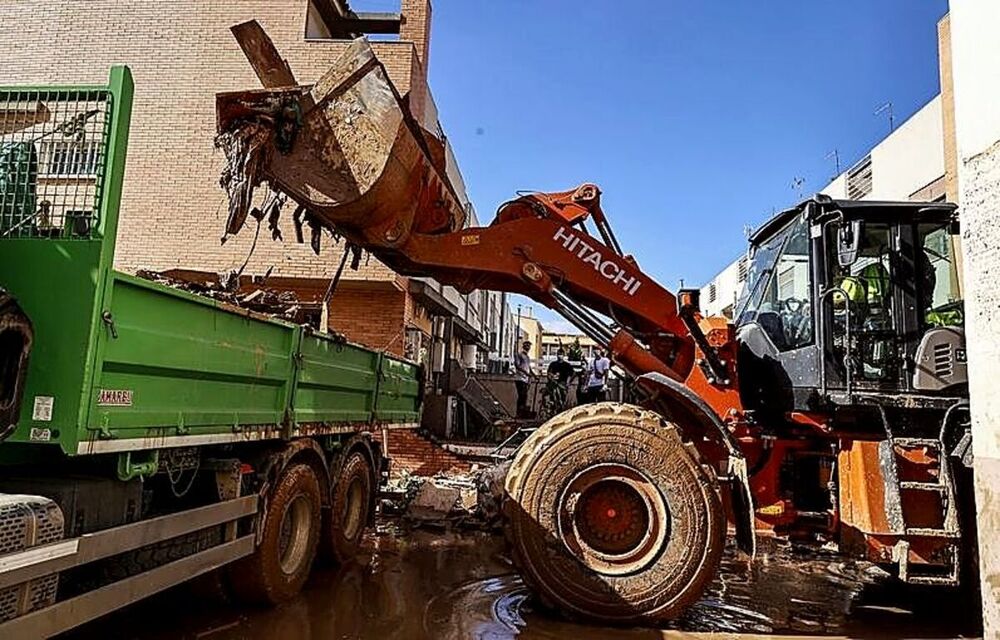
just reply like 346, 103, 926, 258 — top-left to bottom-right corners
0, 0, 430, 282
401, 0, 432, 70
327, 285, 408, 356
374, 428, 470, 476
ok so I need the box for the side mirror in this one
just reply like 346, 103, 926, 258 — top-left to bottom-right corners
837, 219, 862, 267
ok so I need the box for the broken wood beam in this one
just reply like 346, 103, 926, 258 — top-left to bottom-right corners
230, 20, 298, 89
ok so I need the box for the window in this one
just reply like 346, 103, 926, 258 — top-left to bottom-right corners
918, 223, 962, 316
41, 140, 99, 176
846, 155, 873, 200
738, 215, 813, 350
777, 266, 796, 299
737, 256, 748, 283
827, 223, 897, 382
708, 283, 717, 303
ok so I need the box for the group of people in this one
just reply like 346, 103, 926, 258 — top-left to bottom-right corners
513, 340, 611, 417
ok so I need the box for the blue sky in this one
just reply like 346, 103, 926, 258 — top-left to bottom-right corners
360, 1, 948, 332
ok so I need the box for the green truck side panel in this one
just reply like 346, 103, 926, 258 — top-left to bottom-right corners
375, 357, 421, 422
90, 274, 294, 438
0, 68, 421, 459
294, 332, 382, 424
0, 239, 103, 446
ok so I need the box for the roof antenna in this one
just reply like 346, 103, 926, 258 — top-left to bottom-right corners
825, 148, 841, 179
875, 101, 895, 133
791, 176, 805, 200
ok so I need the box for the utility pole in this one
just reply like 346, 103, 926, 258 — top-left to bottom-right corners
875, 101, 895, 133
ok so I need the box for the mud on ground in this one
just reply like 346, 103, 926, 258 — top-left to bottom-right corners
65, 518, 980, 640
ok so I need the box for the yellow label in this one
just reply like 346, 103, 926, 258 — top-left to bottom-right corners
756, 502, 785, 516
461, 235, 480, 246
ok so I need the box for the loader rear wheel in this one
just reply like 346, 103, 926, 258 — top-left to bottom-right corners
504, 402, 724, 623
322, 451, 373, 563
230, 463, 321, 605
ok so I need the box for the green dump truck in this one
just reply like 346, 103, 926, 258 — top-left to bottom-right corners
0, 68, 421, 638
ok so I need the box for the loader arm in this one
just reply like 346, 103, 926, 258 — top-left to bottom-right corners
215, 25, 702, 385
216, 20, 755, 558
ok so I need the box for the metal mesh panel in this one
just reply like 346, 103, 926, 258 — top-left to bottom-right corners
0, 499, 29, 553
0, 495, 64, 622
0, 88, 111, 239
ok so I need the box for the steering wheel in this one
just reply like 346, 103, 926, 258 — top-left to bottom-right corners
781, 298, 808, 314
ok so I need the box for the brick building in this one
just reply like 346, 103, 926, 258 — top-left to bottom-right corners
0, 0, 513, 377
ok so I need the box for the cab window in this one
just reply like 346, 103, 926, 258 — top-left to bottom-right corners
918, 222, 963, 326
737, 216, 813, 350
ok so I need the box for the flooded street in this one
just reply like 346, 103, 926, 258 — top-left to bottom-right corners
67, 522, 979, 640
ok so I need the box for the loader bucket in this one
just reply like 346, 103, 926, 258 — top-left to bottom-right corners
216, 34, 466, 249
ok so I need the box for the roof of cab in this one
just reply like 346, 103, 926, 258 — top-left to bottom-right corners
749, 194, 958, 245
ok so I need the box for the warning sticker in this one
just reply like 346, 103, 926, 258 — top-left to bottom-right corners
32, 396, 54, 422
97, 389, 133, 407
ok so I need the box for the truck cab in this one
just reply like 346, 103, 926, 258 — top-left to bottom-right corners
735, 196, 965, 415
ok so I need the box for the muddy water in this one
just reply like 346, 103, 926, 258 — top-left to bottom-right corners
67, 524, 978, 639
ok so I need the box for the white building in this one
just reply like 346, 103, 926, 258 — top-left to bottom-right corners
701, 92, 951, 319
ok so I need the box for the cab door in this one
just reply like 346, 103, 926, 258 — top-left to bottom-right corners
735, 212, 820, 413
820, 219, 903, 393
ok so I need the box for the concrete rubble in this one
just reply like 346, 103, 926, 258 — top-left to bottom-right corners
380, 462, 511, 531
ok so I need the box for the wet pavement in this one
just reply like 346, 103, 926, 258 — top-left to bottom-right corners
66, 522, 980, 639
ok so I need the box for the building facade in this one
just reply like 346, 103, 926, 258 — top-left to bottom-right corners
701, 17, 960, 319
0, 0, 511, 373
946, 3, 1000, 634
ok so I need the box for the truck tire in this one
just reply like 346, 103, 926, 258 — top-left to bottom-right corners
322, 451, 373, 563
504, 402, 724, 623
230, 463, 321, 605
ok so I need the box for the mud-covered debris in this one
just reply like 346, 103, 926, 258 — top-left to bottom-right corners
216, 123, 272, 237
408, 481, 464, 521
135, 269, 310, 321
475, 461, 511, 525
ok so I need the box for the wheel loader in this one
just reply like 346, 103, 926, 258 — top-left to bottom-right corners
215, 23, 973, 623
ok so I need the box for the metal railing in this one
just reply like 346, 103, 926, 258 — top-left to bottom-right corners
0, 88, 112, 239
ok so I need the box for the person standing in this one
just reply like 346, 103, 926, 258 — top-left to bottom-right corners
514, 340, 534, 417
544, 348, 576, 412
582, 349, 611, 404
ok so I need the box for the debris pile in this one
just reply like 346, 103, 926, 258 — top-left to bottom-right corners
380, 462, 511, 532
135, 269, 314, 321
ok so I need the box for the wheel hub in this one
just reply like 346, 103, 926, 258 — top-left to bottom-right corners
558, 464, 670, 576
278, 494, 313, 575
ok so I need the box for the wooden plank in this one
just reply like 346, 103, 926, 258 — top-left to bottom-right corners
231, 20, 298, 89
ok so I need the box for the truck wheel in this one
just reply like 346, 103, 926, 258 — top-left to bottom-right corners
230, 463, 321, 605
322, 451, 373, 563
504, 402, 724, 623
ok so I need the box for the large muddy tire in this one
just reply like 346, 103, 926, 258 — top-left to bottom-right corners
230, 463, 322, 605
321, 451, 373, 563
504, 402, 724, 623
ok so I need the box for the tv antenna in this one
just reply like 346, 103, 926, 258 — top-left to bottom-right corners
825, 149, 841, 177
791, 176, 805, 199
875, 101, 895, 132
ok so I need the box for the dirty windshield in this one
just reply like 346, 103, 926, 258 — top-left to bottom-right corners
735, 215, 800, 324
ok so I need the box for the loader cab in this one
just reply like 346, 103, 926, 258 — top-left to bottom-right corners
734, 196, 964, 415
